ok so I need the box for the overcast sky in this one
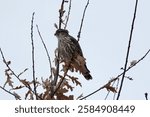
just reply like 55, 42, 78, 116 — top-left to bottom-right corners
0, 0, 150, 100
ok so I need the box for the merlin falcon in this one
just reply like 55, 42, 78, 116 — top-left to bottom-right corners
55, 29, 92, 80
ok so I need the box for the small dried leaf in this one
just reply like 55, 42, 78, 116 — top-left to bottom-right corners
12, 85, 24, 90
68, 95, 74, 100
68, 76, 82, 87
3, 68, 14, 88
59, 88, 68, 94
105, 85, 117, 93
56, 93, 72, 100
20, 79, 31, 87
3, 77, 14, 88
64, 81, 74, 91
43, 90, 50, 100
8, 78, 13, 88
42, 78, 51, 89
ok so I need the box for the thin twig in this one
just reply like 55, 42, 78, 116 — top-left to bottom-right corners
104, 79, 116, 100
144, 92, 148, 100
112, 49, 150, 82
77, 0, 90, 41
51, 0, 66, 97
51, 41, 77, 98
53, 0, 66, 87
80, 49, 150, 100
113, 79, 119, 100
36, 25, 53, 79
116, 0, 138, 100
59, 0, 65, 29
104, 79, 117, 100
17, 68, 28, 77
30, 12, 37, 99
0, 48, 42, 99
64, 0, 72, 29
0, 85, 21, 100
51, 66, 70, 98
0, 48, 21, 81
80, 86, 105, 100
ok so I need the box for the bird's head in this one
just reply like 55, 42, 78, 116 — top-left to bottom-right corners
54, 29, 69, 37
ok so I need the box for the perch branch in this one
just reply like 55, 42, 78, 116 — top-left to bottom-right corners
51, 66, 70, 98
51, 0, 66, 97
53, 0, 66, 85
116, 0, 138, 100
36, 25, 53, 79
77, 0, 90, 41
30, 12, 37, 99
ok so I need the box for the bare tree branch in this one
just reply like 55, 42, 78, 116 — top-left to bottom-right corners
30, 12, 37, 99
116, 0, 139, 100
80, 48, 150, 100
64, 0, 72, 29
51, 66, 70, 98
17, 68, 28, 77
51, 0, 66, 97
77, 0, 90, 41
55, 0, 66, 83
59, 0, 65, 29
0, 48, 42, 100
0, 85, 21, 100
104, 78, 119, 100
145, 92, 148, 100
0, 48, 21, 82
36, 24, 53, 79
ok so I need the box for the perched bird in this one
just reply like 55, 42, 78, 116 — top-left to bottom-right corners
55, 29, 92, 80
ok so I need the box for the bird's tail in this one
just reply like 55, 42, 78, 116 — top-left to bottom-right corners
82, 65, 92, 80
70, 55, 92, 80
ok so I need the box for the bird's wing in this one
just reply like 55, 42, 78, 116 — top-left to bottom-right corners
69, 35, 83, 56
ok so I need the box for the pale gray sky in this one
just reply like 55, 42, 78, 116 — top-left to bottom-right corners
0, 0, 150, 100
